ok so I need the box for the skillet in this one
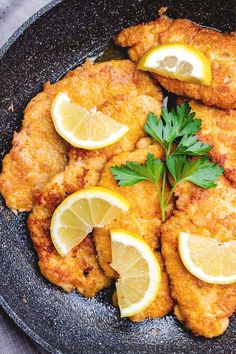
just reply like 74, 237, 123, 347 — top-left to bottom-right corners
0, 0, 235, 353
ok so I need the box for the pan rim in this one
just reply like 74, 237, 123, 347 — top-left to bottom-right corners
0, 1, 235, 353
0, 0, 61, 59
0, 295, 60, 353
0, 1, 65, 352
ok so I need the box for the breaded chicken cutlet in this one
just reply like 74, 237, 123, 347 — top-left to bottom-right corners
175, 98, 236, 187
115, 16, 236, 109
28, 172, 110, 297
63, 94, 162, 195
28, 91, 164, 297
0, 59, 162, 211
189, 101, 236, 187
94, 146, 173, 321
161, 177, 236, 338
2, 13, 235, 336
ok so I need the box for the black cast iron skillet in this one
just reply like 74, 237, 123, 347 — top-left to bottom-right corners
0, 1, 235, 353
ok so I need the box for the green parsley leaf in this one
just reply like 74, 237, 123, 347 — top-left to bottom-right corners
144, 112, 169, 151
110, 153, 164, 186
144, 102, 202, 153
111, 102, 224, 222
173, 135, 213, 156
174, 102, 201, 136
166, 155, 224, 189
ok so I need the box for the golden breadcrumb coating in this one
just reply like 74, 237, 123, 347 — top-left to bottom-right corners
161, 177, 236, 338
94, 146, 174, 321
27, 81, 163, 297
115, 16, 236, 109
0, 59, 162, 211
189, 101, 236, 187
28, 172, 111, 297
63, 94, 162, 195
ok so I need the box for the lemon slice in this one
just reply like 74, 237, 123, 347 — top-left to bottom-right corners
110, 229, 161, 317
138, 43, 212, 86
51, 187, 130, 256
179, 232, 236, 284
51, 92, 129, 149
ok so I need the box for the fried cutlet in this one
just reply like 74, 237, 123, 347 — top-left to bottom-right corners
27, 90, 163, 296
161, 177, 236, 337
28, 172, 110, 297
94, 146, 174, 321
115, 16, 236, 109
188, 101, 236, 187
63, 94, 162, 194
0, 59, 162, 212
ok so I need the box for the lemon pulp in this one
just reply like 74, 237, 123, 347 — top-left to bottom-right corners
111, 229, 161, 317
51, 92, 129, 149
51, 187, 130, 256
138, 43, 212, 86
179, 232, 236, 284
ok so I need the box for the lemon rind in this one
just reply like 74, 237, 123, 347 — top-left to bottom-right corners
51, 92, 129, 149
111, 229, 161, 317
51, 188, 130, 256
138, 43, 212, 86
179, 232, 236, 284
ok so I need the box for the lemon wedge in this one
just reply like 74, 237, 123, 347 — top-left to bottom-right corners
111, 229, 161, 317
179, 232, 236, 284
138, 43, 212, 86
51, 92, 129, 149
51, 187, 130, 256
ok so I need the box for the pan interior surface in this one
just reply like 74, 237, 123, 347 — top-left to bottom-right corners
0, 0, 235, 353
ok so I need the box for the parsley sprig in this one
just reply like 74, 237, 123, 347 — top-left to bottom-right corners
111, 153, 164, 186
110, 102, 224, 221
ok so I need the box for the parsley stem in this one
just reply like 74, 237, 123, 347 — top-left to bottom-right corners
164, 184, 176, 210
161, 167, 167, 222
166, 145, 171, 156
157, 184, 162, 208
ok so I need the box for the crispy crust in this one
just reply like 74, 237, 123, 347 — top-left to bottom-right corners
28, 172, 111, 297
115, 17, 236, 109
94, 146, 174, 320
63, 94, 163, 194
189, 101, 236, 187
175, 98, 236, 187
161, 178, 236, 337
27, 77, 163, 298
0, 60, 162, 211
